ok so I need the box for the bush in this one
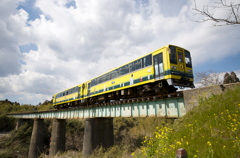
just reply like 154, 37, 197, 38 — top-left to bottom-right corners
0, 115, 15, 131
0, 122, 32, 157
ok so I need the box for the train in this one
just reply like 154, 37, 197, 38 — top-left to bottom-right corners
52, 44, 194, 109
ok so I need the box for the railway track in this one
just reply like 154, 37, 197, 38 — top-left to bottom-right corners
66, 91, 184, 110
8, 91, 184, 115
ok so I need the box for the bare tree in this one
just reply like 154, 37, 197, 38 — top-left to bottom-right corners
196, 70, 222, 87
193, 0, 240, 26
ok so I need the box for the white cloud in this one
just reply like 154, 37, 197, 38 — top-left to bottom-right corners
0, 0, 240, 104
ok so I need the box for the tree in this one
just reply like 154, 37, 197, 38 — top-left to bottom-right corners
223, 71, 240, 83
223, 72, 231, 83
193, 0, 240, 26
196, 70, 222, 87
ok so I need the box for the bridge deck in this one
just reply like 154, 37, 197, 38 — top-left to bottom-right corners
9, 97, 185, 119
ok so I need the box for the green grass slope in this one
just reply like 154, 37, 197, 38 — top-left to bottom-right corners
134, 86, 240, 158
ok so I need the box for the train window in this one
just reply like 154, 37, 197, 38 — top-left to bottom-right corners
106, 73, 109, 80
88, 82, 91, 88
103, 75, 106, 82
184, 50, 192, 68
119, 67, 123, 76
124, 65, 129, 74
143, 54, 152, 67
109, 73, 112, 80
112, 71, 117, 79
135, 59, 142, 70
169, 46, 177, 64
115, 69, 120, 78
96, 78, 99, 85
178, 51, 183, 63
94, 79, 97, 86
129, 63, 133, 72
110, 73, 112, 80
91, 81, 93, 86
73, 87, 78, 93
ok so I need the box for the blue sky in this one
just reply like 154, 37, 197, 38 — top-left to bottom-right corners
0, 0, 240, 105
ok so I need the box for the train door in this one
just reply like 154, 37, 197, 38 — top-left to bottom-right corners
53, 95, 57, 104
81, 83, 86, 98
88, 82, 91, 96
176, 48, 186, 76
78, 86, 81, 98
153, 53, 164, 80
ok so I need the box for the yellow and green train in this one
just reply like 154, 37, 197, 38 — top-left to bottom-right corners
52, 44, 194, 108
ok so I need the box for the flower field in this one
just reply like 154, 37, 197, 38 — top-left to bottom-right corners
133, 86, 240, 158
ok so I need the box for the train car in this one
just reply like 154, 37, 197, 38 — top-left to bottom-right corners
52, 86, 79, 107
52, 44, 194, 108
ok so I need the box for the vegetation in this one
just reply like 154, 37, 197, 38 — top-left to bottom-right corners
196, 70, 239, 87
133, 86, 240, 158
0, 99, 53, 115
0, 99, 54, 157
0, 121, 33, 157
1, 85, 239, 158
65, 119, 85, 151
88, 118, 174, 158
223, 72, 240, 84
195, 70, 222, 87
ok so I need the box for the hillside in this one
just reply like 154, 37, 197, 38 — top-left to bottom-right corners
133, 85, 240, 158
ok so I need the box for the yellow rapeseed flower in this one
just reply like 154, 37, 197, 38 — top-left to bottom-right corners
176, 141, 181, 145
207, 141, 212, 146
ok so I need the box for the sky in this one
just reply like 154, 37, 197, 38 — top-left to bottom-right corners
0, 0, 240, 105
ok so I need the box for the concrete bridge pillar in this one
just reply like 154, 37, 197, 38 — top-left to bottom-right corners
28, 119, 44, 158
49, 119, 66, 156
82, 118, 114, 158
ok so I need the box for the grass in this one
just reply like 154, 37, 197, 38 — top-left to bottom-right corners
133, 86, 240, 158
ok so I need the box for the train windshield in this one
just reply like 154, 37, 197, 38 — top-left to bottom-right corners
184, 50, 192, 68
169, 46, 177, 64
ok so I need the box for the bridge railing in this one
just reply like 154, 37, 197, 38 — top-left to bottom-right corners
8, 97, 185, 119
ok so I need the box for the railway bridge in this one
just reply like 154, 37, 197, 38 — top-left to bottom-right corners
8, 83, 234, 158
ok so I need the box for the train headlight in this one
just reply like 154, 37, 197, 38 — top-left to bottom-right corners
172, 66, 177, 69
188, 69, 192, 73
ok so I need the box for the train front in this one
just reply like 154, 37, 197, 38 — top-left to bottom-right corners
166, 45, 195, 88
